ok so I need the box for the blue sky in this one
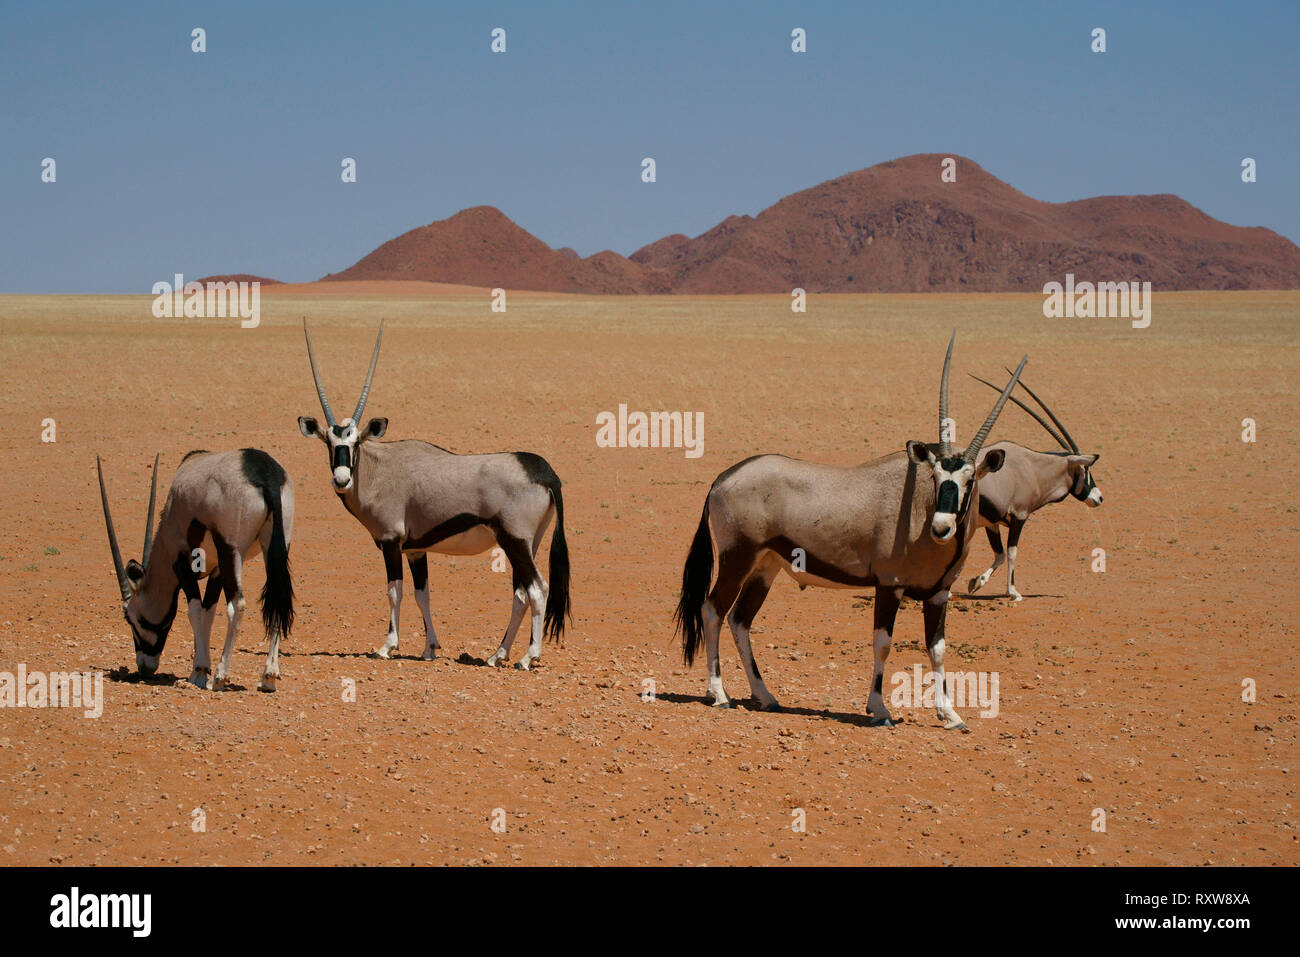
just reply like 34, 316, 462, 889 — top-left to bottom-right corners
2, 0, 1296, 292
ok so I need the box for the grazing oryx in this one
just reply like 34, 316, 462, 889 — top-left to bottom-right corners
97, 449, 295, 691
965, 373, 1103, 601
674, 334, 1025, 729
298, 321, 570, 669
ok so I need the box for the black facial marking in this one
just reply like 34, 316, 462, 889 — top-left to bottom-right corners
939, 456, 966, 472
332, 445, 351, 471
936, 480, 959, 514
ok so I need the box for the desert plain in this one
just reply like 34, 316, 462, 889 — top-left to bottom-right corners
0, 287, 1294, 865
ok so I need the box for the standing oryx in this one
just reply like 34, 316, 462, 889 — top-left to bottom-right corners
965, 373, 1103, 601
674, 334, 1026, 730
97, 449, 295, 691
298, 321, 570, 669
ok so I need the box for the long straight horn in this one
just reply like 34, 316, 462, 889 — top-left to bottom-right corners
1005, 369, 1080, 454
141, 452, 159, 566
352, 320, 385, 424
969, 374, 1070, 451
964, 355, 1028, 464
302, 318, 337, 427
939, 331, 956, 456
96, 456, 130, 600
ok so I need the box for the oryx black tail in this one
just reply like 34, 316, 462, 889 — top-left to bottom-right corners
675, 502, 714, 666
242, 449, 295, 641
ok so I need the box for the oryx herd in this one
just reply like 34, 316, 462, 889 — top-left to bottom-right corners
95, 327, 1101, 728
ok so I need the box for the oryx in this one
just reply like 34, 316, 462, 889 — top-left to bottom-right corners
965, 373, 1103, 601
673, 334, 1025, 729
97, 449, 295, 691
297, 321, 570, 668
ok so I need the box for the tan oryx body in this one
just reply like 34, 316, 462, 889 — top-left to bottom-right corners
298, 322, 570, 668
675, 335, 1026, 729
97, 449, 295, 691
967, 375, 1102, 601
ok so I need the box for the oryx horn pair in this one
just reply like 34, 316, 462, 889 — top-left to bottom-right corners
97, 452, 159, 600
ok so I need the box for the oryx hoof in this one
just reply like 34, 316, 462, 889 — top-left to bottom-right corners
514, 659, 533, 671
212, 676, 230, 692
945, 719, 970, 732
867, 715, 896, 728
1008, 591, 1023, 604
485, 654, 504, 668
373, 645, 394, 660
758, 701, 782, 713
710, 698, 733, 709
258, 675, 277, 693
421, 648, 438, 661
968, 577, 982, 593
188, 669, 209, 690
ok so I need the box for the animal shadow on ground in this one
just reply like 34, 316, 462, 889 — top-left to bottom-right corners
105, 666, 248, 692
104, 665, 177, 686
650, 690, 891, 729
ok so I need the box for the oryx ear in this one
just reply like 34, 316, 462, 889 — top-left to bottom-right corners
1066, 453, 1097, 470
364, 417, 388, 439
125, 559, 145, 592
977, 448, 1007, 477
298, 416, 321, 439
906, 440, 935, 466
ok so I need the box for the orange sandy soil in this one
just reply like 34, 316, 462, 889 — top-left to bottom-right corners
0, 291, 1295, 866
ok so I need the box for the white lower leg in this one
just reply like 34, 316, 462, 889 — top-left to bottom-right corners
867, 626, 894, 723
414, 586, 439, 659
187, 599, 211, 688
375, 580, 401, 657
486, 589, 527, 667
515, 581, 547, 670
260, 629, 281, 692
969, 551, 1004, 592
702, 601, 729, 706
1007, 546, 1021, 601
213, 595, 243, 690
729, 617, 778, 709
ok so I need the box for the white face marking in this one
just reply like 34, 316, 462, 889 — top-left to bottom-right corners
930, 460, 974, 541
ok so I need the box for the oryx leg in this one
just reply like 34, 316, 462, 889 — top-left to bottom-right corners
186, 574, 223, 689
701, 549, 751, 709
923, 592, 967, 730
212, 539, 244, 691
256, 523, 284, 692
1006, 518, 1025, 602
374, 539, 403, 658
177, 555, 209, 689
867, 586, 902, 727
727, 557, 781, 712
968, 526, 1005, 594
515, 512, 555, 672
407, 554, 440, 660
484, 530, 540, 668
